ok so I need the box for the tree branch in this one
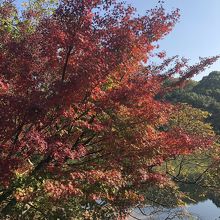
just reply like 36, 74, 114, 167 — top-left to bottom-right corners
61, 46, 73, 82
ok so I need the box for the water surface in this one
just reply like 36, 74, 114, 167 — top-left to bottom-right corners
130, 199, 220, 220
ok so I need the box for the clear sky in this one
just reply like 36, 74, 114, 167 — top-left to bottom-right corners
125, 0, 220, 81
15, 0, 220, 81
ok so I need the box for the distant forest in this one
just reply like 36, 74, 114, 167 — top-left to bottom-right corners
166, 71, 220, 134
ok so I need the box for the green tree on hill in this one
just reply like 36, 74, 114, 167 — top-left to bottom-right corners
166, 71, 220, 133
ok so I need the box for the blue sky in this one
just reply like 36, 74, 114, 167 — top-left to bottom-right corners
15, 0, 220, 81
125, 0, 220, 81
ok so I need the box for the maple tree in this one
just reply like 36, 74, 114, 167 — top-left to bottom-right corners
0, 0, 219, 219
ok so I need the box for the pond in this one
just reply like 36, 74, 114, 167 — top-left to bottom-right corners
188, 199, 220, 220
130, 199, 220, 220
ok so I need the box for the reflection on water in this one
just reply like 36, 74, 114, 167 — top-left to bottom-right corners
188, 199, 220, 220
128, 182, 220, 220
130, 199, 220, 220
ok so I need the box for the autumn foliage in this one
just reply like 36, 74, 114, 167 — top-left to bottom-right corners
0, 0, 219, 219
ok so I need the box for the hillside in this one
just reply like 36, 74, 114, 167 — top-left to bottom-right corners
166, 71, 220, 133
